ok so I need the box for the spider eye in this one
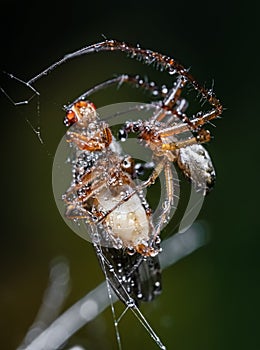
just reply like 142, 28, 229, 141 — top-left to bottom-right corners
64, 110, 77, 127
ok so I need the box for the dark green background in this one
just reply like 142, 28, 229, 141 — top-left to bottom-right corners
1, 1, 259, 349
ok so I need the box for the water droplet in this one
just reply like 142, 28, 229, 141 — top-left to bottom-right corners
161, 86, 168, 94
168, 66, 176, 75
126, 299, 135, 308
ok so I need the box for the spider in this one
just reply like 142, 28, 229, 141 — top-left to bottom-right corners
55, 38, 222, 303
61, 83, 167, 349
62, 95, 162, 301
61, 55, 222, 297
3, 39, 223, 350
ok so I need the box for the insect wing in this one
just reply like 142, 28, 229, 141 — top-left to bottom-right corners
95, 245, 162, 305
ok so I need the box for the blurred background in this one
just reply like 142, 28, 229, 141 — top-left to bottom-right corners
1, 0, 259, 349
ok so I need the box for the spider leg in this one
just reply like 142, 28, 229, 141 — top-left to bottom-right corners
65, 74, 166, 110
96, 158, 166, 226
155, 105, 219, 151
66, 131, 103, 151
132, 158, 177, 242
148, 75, 193, 134
23, 39, 222, 121
66, 121, 113, 151
64, 176, 108, 206
82, 40, 223, 120
152, 73, 220, 134
64, 205, 93, 221
153, 161, 176, 237
95, 186, 142, 223
139, 157, 167, 188
161, 107, 221, 135
161, 128, 211, 151
163, 76, 187, 109
1, 72, 40, 106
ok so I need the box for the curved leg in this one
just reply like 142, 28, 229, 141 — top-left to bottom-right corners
65, 74, 166, 110
153, 161, 176, 238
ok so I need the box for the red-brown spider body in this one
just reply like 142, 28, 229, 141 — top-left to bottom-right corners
63, 100, 160, 258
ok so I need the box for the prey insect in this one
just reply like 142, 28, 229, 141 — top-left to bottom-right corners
2, 39, 223, 349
